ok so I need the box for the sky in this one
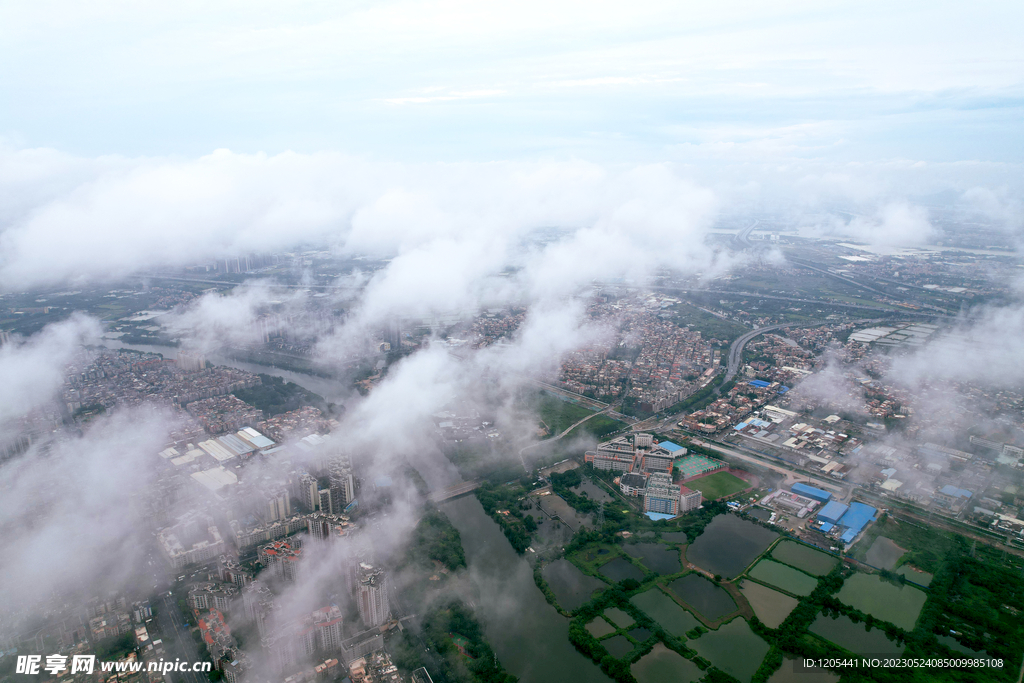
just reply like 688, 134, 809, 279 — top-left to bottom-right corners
0, 1, 1021, 291
0, 0, 1022, 165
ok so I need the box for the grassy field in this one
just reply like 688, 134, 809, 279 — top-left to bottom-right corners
686, 471, 749, 500
535, 392, 597, 436
670, 301, 749, 342
567, 413, 628, 439
850, 512, 953, 574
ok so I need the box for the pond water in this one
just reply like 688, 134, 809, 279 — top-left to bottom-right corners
896, 565, 933, 587
668, 574, 737, 622
864, 537, 906, 570
686, 514, 779, 579
585, 617, 616, 638
767, 658, 840, 683
738, 580, 798, 628
440, 496, 612, 683
771, 541, 839, 576
937, 634, 986, 658
809, 613, 904, 657
631, 643, 703, 683
748, 560, 818, 597
542, 559, 607, 612
660, 531, 689, 543
532, 514, 575, 550
538, 495, 591, 532
603, 607, 635, 628
623, 543, 682, 575
601, 635, 634, 659
627, 627, 652, 642
747, 507, 774, 522
629, 588, 700, 637
690, 618, 769, 683
836, 573, 926, 631
598, 557, 645, 583
573, 480, 613, 502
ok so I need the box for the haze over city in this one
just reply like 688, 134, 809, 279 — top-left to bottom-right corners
1, 3, 1023, 683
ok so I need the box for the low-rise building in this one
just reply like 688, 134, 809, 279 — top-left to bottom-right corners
619, 472, 648, 496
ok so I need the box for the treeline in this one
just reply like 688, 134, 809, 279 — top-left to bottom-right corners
408, 509, 467, 572
475, 482, 535, 553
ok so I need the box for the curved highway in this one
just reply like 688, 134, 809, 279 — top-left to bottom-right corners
723, 320, 824, 386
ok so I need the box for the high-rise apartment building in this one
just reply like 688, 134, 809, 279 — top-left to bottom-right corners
355, 563, 389, 628
328, 457, 355, 514
298, 473, 319, 512
266, 489, 291, 522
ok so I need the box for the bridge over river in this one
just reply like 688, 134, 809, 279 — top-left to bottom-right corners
428, 479, 482, 502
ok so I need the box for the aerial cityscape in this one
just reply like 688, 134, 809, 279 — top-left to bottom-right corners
1, 3, 1023, 683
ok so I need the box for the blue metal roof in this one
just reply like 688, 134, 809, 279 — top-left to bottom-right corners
659, 441, 684, 453
645, 512, 675, 521
778, 386, 790, 393
838, 501, 876, 536
840, 529, 858, 543
734, 422, 749, 430
820, 522, 834, 533
939, 485, 972, 499
791, 482, 833, 502
749, 380, 771, 388
817, 501, 849, 524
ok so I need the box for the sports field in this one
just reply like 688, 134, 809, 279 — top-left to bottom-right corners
687, 471, 749, 499
676, 454, 723, 479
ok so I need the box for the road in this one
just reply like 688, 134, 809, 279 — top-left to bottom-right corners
679, 289, 897, 313
156, 593, 204, 683
786, 258, 887, 296
723, 315, 904, 386
529, 378, 610, 410
723, 321, 824, 385
518, 406, 619, 470
734, 219, 759, 247
428, 479, 482, 502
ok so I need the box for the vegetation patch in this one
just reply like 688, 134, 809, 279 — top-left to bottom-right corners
398, 599, 518, 683
233, 373, 336, 418
407, 509, 467, 572
475, 481, 536, 553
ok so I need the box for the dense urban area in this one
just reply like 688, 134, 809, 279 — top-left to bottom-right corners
3, 224, 1024, 683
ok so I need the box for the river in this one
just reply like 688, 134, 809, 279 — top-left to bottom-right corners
100, 341, 350, 403
442, 495, 610, 683
107, 340, 606, 681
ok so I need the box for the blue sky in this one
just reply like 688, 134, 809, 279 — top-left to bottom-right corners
0, 1, 1022, 290
1, 0, 1022, 164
